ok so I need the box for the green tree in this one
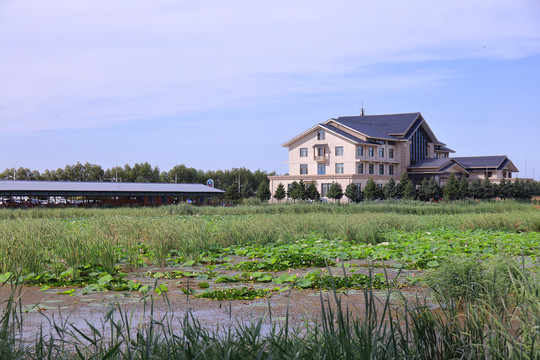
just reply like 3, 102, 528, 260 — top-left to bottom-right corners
305, 183, 320, 201
443, 174, 460, 201
363, 178, 381, 200
256, 181, 271, 202
327, 182, 343, 202
344, 183, 360, 202
480, 177, 493, 199
287, 181, 305, 201
468, 180, 482, 199
402, 181, 417, 200
458, 177, 470, 199
382, 178, 398, 200
418, 178, 441, 201
225, 183, 241, 203
273, 183, 286, 202
396, 171, 412, 198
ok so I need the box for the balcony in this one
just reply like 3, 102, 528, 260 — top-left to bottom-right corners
314, 155, 328, 162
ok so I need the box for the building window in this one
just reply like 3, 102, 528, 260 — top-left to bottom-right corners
321, 183, 331, 197
485, 171, 493, 179
357, 163, 363, 174
300, 164, 308, 175
368, 164, 374, 175
335, 163, 344, 174
317, 130, 325, 140
300, 148, 308, 157
389, 164, 394, 175
379, 148, 384, 158
377, 184, 383, 189
317, 164, 326, 175
379, 164, 384, 175
335, 146, 344, 156
368, 147, 374, 157
389, 149, 394, 158
357, 146, 363, 156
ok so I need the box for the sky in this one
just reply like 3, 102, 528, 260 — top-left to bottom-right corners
1, 1, 540, 179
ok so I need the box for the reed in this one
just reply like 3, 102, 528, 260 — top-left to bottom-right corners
0, 265, 538, 359
1, 202, 539, 274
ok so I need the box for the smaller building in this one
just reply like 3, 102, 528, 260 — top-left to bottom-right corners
453, 156, 518, 183
0, 180, 224, 207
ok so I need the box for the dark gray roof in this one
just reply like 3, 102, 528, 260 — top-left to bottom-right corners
436, 145, 456, 153
453, 156, 508, 169
319, 124, 369, 144
0, 180, 224, 196
333, 113, 421, 138
407, 158, 454, 169
407, 158, 468, 174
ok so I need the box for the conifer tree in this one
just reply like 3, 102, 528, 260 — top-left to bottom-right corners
443, 174, 459, 200
256, 181, 271, 202
345, 183, 360, 202
396, 171, 412, 198
363, 178, 380, 200
382, 178, 398, 200
273, 183, 286, 202
327, 182, 343, 202
402, 181, 417, 200
458, 177, 469, 199
305, 183, 320, 201
225, 183, 240, 203
480, 177, 493, 199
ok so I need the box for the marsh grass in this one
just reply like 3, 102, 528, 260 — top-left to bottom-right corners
0, 266, 539, 359
1, 202, 540, 274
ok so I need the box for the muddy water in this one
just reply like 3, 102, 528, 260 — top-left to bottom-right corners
0, 263, 430, 340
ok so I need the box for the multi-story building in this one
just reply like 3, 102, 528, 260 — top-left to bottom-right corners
269, 112, 518, 200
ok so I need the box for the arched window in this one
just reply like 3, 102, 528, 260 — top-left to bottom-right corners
317, 130, 325, 140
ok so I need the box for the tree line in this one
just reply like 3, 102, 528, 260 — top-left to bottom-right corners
271, 172, 540, 203
0, 162, 273, 201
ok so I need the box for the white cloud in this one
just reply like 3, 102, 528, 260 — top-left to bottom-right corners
0, 0, 539, 133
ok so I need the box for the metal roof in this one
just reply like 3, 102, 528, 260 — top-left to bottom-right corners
0, 180, 224, 196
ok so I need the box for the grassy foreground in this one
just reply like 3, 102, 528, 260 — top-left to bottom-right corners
1, 263, 539, 359
0, 201, 539, 358
1, 201, 540, 274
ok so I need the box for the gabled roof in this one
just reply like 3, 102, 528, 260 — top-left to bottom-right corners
283, 112, 443, 147
319, 124, 369, 144
407, 158, 468, 174
334, 113, 421, 136
329, 112, 441, 144
453, 156, 519, 172
326, 118, 398, 140
282, 123, 368, 147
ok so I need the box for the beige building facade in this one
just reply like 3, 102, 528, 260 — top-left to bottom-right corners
269, 112, 518, 201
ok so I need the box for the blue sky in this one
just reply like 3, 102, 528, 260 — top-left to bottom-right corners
1, 1, 540, 179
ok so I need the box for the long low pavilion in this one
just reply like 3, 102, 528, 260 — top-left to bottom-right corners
0, 180, 224, 207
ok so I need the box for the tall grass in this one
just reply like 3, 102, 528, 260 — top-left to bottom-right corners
1, 264, 538, 359
0, 199, 537, 220
1, 202, 540, 273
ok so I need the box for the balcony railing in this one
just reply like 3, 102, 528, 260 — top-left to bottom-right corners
314, 155, 328, 162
